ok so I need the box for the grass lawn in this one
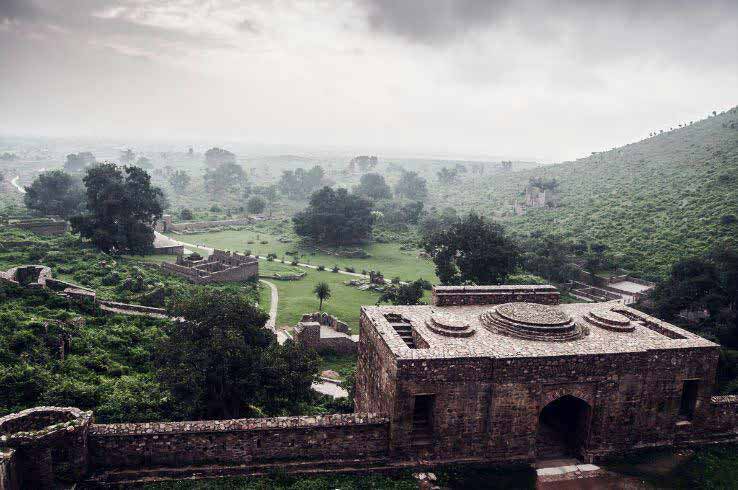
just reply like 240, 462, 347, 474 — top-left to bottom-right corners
260, 261, 380, 333
166, 227, 438, 282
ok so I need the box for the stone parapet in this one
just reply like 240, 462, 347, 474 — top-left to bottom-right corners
432, 285, 560, 307
89, 413, 389, 470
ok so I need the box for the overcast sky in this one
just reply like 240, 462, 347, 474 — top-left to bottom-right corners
1, 0, 736, 162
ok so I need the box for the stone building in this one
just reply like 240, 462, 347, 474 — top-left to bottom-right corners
161, 249, 258, 284
2, 285, 738, 488
294, 312, 358, 354
356, 285, 731, 462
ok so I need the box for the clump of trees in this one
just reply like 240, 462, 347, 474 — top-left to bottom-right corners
423, 212, 519, 285
293, 187, 374, 245
377, 279, 426, 306
168, 170, 191, 193
354, 173, 391, 200
204, 147, 236, 167
394, 170, 427, 201
156, 289, 320, 419
278, 166, 327, 199
204, 162, 247, 194
246, 196, 266, 214
70, 163, 164, 253
24, 170, 85, 218
437, 167, 459, 185
64, 152, 96, 172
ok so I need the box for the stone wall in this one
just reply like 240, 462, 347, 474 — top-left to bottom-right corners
432, 285, 560, 307
162, 218, 253, 233
88, 413, 389, 469
0, 450, 19, 490
9, 219, 68, 236
355, 307, 399, 417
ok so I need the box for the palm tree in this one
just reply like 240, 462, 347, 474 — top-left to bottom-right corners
313, 282, 332, 311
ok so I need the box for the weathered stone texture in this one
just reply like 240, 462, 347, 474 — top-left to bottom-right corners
89, 413, 388, 469
161, 249, 258, 284
432, 285, 560, 307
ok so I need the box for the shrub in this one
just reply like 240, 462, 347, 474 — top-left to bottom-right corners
317, 265, 326, 271
391, 276, 401, 284
345, 266, 355, 273
291, 260, 299, 266
331, 265, 340, 273
417, 279, 433, 290
209, 204, 221, 213
180, 208, 193, 221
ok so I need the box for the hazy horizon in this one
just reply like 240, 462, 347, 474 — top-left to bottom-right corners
2, 0, 737, 163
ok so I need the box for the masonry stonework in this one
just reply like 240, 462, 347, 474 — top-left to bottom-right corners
2, 285, 738, 488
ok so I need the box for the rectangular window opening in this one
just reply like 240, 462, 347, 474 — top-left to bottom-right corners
679, 380, 699, 420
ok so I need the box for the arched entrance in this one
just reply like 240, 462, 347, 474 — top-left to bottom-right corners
536, 395, 590, 459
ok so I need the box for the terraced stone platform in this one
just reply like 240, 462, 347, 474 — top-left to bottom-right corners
583, 307, 635, 332
480, 302, 588, 342
425, 311, 475, 338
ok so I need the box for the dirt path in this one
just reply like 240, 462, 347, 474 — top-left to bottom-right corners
260, 279, 278, 331
10, 176, 25, 194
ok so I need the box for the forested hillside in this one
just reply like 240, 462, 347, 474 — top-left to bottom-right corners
433, 107, 738, 278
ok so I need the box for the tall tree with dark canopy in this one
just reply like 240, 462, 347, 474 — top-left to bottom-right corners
204, 147, 236, 167
24, 170, 85, 218
355, 172, 392, 200
203, 161, 247, 194
293, 187, 374, 245
394, 170, 428, 200
155, 289, 319, 419
423, 212, 519, 285
70, 163, 164, 253
64, 152, 96, 172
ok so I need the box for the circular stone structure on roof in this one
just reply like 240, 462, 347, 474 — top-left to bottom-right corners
584, 306, 635, 332
480, 302, 587, 342
426, 310, 475, 337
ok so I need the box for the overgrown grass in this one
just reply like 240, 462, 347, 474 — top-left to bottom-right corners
143, 472, 418, 489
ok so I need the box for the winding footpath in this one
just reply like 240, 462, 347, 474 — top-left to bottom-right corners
10, 176, 25, 194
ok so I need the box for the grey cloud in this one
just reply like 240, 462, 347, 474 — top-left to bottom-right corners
0, 0, 40, 21
362, 0, 511, 44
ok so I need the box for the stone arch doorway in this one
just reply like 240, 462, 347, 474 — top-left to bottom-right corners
536, 395, 591, 459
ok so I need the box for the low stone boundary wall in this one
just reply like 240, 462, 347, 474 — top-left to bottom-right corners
88, 413, 389, 470
0, 450, 18, 490
709, 395, 738, 434
98, 301, 167, 317
432, 285, 560, 307
165, 218, 253, 233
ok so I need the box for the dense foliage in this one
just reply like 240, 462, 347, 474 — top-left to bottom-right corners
24, 170, 86, 218
157, 289, 320, 419
64, 152, 96, 173
423, 212, 519, 285
204, 161, 248, 194
394, 170, 427, 201
70, 163, 164, 253
293, 187, 374, 245
355, 172, 392, 200
278, 166, 327, 199
204, 147, 236, 167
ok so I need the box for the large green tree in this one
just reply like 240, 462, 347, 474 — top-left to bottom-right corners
423, 212, 519, 285
155, 290, 319, 419
278, 166, 326, 199
355, 173, 391, 200
204, 147, 236, 167
70, 163, 164, 253
64, 152, 96, 173
293, 187, 374, 245
394, 170, 428, 201
203, 162, 247, 194
24, 170, 85, 218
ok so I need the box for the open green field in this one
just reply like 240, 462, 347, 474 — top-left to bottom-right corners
259, 260, 380, 333
166, 226, 438, 282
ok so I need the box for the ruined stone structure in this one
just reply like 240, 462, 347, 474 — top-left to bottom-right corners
356, 285, 737, 464
161, 249, 258, 284
7, 218, 68, 236
294, 312, 358, 354
3, 285, 738, 488
155, 216, 254, 233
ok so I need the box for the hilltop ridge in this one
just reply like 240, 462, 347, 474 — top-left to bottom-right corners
431, 107, 738, 277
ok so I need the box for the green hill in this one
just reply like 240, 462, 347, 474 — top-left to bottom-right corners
429, 107, 738, 278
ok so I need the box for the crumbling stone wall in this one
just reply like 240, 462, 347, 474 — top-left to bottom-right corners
293, 313, 357, 354
10, 219, 68, 236
432, 285, 560, 307
89, 413, 389, 469
161, 249, 259, 284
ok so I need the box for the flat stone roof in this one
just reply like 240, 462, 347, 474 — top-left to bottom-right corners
362, 301, 717, 360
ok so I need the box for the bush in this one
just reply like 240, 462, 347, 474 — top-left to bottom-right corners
331, 265, 340, 273
180, 208, 193, 221
317, 265, 325, 271
267, 253, 277, 261
210, 204, 221, 213
290, 260, 299, 266
417, 279, 433, 290
391, 276, 401, 284
345, 266, 355, 273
